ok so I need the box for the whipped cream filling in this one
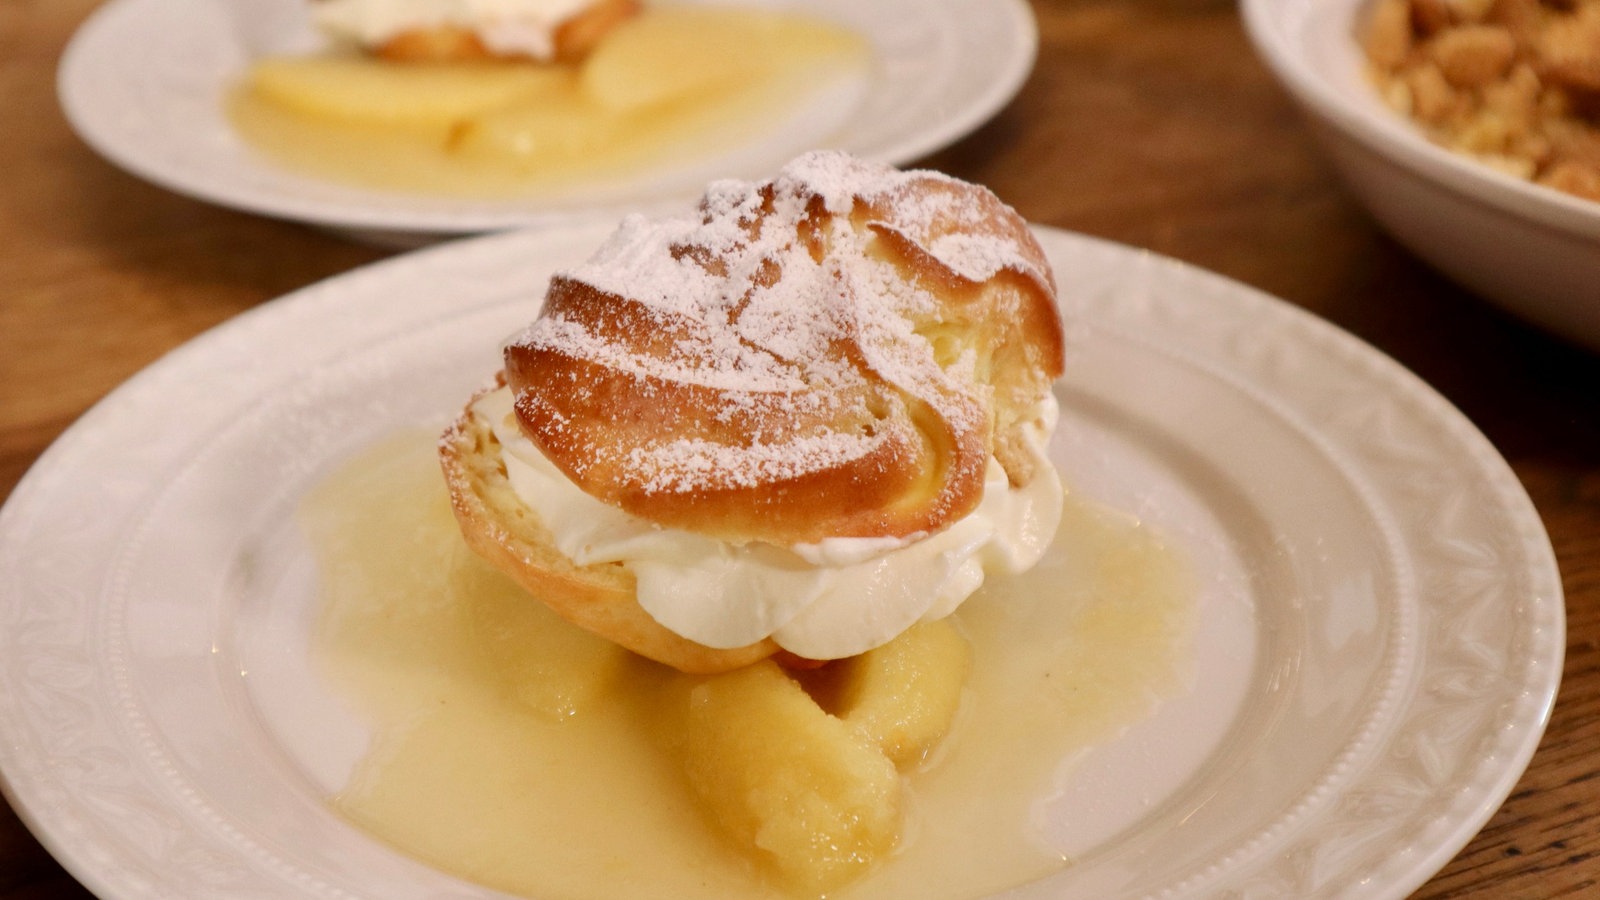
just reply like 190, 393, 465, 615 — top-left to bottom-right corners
474, 386, 1064, 660
313, 0, 598, 59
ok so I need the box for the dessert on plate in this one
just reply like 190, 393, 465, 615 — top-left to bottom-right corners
422, 150, 1068, 892
303, 152, 1194, 898
229, 1, 869, 196
439, 149, 1067, 673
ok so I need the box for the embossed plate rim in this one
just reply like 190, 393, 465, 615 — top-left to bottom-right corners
0, 225, 1563, 898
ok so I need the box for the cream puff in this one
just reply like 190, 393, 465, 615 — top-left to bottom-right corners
440, 151, 1066, 673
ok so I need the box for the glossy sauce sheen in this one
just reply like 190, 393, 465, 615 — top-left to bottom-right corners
229, 7, 867, 197
301, 435, 1194, 898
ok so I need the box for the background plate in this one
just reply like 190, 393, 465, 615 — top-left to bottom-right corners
0, 225, 1563, 897
57, 0, 1037, 242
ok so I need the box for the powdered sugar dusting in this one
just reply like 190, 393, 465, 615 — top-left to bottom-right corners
928, 232, 1025, 282
626, 430, 886, 493
509, 150, 1052, 503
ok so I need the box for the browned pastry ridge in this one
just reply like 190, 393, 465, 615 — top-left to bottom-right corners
440, 385, 779, 674
321, 0, 641, 64
441, 152, 1065, 672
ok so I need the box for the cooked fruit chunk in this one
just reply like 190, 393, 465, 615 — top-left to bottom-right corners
449, 87, 624, 166
833, 619, 972, 767
249, 57, 566, 126
580, 8, 860, 112
661, 661, 901, 892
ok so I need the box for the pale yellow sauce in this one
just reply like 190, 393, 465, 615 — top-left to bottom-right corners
301, 434, 1194, 899
230, 7, 867, 198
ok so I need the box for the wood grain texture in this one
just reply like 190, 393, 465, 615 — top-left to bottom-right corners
2, 0, 1598, 897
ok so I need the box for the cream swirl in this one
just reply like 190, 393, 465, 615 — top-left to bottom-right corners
474, 385, 1063, 659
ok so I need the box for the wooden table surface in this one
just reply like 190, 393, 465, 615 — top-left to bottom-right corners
2, 0, 1597, 897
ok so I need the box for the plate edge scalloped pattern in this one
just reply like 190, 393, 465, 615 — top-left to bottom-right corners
1032, 231, 1563, 898
0, 225, 1566, 899
1061, 299, 1422, 898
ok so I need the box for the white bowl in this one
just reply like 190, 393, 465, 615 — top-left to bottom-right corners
1242, 0, 1600, 352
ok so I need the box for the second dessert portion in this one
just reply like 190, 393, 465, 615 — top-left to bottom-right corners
233, 2, 869, 197
440, 150, 1067, 673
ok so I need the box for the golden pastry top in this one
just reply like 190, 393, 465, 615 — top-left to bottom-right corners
504, 151, 1064, 545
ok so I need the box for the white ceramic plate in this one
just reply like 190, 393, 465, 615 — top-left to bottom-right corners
57, 0, 1036, 243
0, 226, 1562, 898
